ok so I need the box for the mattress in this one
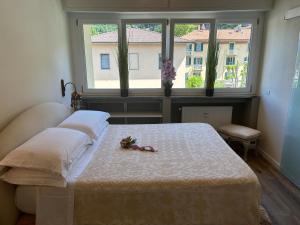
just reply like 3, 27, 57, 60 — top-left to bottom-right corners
72, 123, 261, 225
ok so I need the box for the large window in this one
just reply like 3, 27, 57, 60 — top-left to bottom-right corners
172, 22, 211, 89
82, 23, 119, 89
126, 22, 164, 89
215, 23, 253, 89
76, 16, 259, 95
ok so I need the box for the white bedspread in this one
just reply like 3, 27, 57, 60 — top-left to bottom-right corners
72, 123, 261, 225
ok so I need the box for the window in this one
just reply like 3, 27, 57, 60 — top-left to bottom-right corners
76, 16, 259, 94
186, 43, 193, 52
129, 53, 139, 70
195, 43, 204, 52
226, 56, 236, 65
126, 22, 164, 89
82, 23, 119, 89
186, 56, 192, 66
172, 22, 210, 88
216, 23, 253, 89
100, 54, 110, 70
194, 57, 203, 66
229, 42, 235, 51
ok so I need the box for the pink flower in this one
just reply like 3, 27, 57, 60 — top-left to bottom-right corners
161, 59, 176, 84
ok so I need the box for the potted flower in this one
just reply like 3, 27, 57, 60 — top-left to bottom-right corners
162, 59, 176, 97
205, 42, 219, 97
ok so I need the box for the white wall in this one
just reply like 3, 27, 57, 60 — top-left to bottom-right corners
0, 0, 72, 130
257, 0, 300, 166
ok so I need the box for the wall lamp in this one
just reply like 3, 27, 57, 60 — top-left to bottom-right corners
61, 79, 81, 111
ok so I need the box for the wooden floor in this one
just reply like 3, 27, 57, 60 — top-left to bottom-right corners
245, 153, 300, 225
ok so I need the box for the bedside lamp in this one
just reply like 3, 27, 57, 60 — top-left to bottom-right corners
61, 79, 81, 111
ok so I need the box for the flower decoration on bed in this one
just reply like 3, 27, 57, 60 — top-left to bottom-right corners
162, 59, 176, 97
120, 136, 157, 152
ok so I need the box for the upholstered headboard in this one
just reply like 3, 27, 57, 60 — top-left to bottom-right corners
0, 102, 72, 225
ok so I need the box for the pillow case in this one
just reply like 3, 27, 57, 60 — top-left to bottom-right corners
58, 110, 110, 140
1, 168, 66, 187
0, 128, 92, 178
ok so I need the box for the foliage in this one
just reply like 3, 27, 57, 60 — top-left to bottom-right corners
127, 24, 162, 33
118, 39, 129, 90
91, 24, 118, 36
205, 42, 219, 89
214, 80, 225, 88
91, 23, 203, 39
240, 63, 248, 87
186, 75, 204, 88
174, 24, 198, 37
224, 62, 248, 88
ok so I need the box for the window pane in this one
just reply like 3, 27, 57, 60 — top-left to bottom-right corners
173, 23, 210, 89
126, 23, 162, 89
83, 24, 119, 89
215, 23, 252, 88
100, 54, 110, 69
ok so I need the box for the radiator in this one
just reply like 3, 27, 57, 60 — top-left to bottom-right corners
181, 106, 233, 128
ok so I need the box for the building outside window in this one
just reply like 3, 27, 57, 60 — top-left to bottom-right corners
100, 54, 110, 70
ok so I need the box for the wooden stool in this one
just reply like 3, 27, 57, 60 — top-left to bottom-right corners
218, 124, 261, 161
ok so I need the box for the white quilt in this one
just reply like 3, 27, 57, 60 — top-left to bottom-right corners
72, 123, 261, 225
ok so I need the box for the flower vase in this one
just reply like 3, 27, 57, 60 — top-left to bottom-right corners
205, 88, 214, 97
120, 89, 128, 97
164, 88, 172, 97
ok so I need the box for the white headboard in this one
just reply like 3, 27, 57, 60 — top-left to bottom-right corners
0, 102, 72, 162
0, 102, 72, 225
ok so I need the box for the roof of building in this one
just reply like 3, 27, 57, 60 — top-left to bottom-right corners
182, 27, 251, 43
91, 27, 251, 44
91, 28, 189, 43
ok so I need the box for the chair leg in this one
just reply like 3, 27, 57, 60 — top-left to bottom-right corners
242, 142, 250, 161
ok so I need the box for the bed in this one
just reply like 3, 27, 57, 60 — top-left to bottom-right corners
0, 102, 261, 225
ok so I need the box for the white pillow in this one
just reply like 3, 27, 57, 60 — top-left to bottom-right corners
0, 128, 92, 178
1, 168, 66, 187
58, 110, 110, 140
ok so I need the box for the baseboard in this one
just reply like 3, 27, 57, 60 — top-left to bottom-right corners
257, 146, 280, 171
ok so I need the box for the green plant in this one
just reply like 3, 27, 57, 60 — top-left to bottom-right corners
118, 39, 129, 91
214, 80, 225, 88
205, 41, 219, 89
186, 75, 204, 88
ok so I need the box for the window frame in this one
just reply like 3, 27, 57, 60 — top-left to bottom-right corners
123, 19, 167, 92
214, 18, 259, 94
70, 13, 262, 97
170, 19, 216, 94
